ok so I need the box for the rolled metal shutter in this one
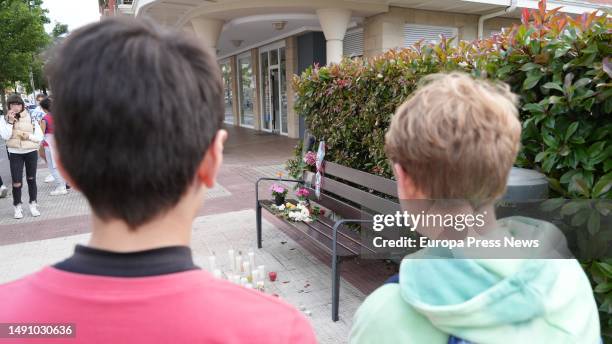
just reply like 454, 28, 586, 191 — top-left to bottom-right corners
343, 28, 364, 57
403, 24, 458, 48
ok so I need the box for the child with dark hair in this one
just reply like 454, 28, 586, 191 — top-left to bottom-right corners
39, 97, 67, 195
0, 93, 43, 218
0, 18, 315, 343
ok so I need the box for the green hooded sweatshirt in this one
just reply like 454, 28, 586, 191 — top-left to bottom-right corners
350, 217, 600, 344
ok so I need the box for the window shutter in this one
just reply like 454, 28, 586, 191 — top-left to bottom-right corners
343, 29, 364, 57
403, 24, 458, 48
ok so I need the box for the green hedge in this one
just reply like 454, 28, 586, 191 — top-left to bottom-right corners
289, 1, 612, 338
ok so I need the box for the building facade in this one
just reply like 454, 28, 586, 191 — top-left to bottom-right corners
112, 0, 608, 139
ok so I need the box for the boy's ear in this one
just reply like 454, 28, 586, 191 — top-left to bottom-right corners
393, 162, 425, 200
197, 129, 228, 188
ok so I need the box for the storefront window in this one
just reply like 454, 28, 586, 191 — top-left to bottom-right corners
238, 55, 255, 127
280, 47, 287, 134
220, 61, 234, 124
260, 52, 270, 130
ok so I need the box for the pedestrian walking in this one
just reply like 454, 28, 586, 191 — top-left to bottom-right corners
0, 94, 43, 219
39, 98, 67, 195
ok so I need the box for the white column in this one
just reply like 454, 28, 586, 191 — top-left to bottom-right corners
190, 17, 224, 52
316, 8, 352, 65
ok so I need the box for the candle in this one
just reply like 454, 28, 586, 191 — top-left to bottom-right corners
208, 256, 216, 271
248, 250, 255, 270
235, 255, 243, 273
269, 271, 277, 282
242, 261, 251, 279
213, 269, 222, 279
228, 249, 235, 272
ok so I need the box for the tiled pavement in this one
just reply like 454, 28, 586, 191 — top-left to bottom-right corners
0, 125, 396, 343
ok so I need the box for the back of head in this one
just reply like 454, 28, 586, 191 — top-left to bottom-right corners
385, 72, 521, 205
39, 97, 51, 112
46, 17, 224, 227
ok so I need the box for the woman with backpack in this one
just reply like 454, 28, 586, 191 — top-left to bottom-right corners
0, 94, 44, 219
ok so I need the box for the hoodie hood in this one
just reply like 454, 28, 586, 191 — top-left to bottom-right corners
398, 217, 600, 343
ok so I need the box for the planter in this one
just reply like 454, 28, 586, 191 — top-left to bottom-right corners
274, 194, 285, 206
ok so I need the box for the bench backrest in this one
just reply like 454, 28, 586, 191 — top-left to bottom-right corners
303, 162, 400, 219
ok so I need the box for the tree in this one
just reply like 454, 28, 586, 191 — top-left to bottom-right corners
51, 22, 68, 38
0, 0, 49, 110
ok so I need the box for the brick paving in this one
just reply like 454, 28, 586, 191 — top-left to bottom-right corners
0, 125, 397, 343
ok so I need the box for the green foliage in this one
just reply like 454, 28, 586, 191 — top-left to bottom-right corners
51, 22, 68, 38
0, 0, 50, 107
291, 0, 611, 337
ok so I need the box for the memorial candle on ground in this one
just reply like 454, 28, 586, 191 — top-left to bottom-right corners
248, 250, 255, 270
243, 261, 251, 281
236, 255, 243, 273
228, 249, 235, 272
208, 255, 216, 271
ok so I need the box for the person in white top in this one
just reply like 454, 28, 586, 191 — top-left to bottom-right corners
39, 98, 67, 195
31, 94, 54, 184
0, 94, 44, 219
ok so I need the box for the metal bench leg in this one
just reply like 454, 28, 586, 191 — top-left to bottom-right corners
331, 254, 341, 322
256, 203, 262, 249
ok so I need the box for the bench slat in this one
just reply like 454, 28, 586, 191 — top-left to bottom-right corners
324, 162, 398, 197
304, 172, 400, 215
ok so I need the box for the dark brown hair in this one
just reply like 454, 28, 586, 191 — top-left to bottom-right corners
46, 17, 224, 227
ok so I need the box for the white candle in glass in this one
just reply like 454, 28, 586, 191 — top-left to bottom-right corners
228, 249, 235, 272
248, 250, 255, 270
257, 265, 265, 283
208, 256, 216, 271
213, 269, 222, 279
243, 261, 251, 279
236, 255, 243, 273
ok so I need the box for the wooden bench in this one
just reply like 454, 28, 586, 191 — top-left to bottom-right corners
255, 161, 400, 321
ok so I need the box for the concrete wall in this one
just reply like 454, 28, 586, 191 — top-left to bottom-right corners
364, 7, 520, 57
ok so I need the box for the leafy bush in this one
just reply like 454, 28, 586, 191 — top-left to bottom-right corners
290, 0, 611, 338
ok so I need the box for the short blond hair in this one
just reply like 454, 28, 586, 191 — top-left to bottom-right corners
385, 72, 521, 204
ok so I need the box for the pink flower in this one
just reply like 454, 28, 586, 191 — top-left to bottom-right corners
270, 184, 287, 196
296, 187, 310, 200
303, 151, 316, 166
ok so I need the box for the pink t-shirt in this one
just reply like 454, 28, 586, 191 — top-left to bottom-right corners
42, 113, 54, 147
0, 267, 317, 343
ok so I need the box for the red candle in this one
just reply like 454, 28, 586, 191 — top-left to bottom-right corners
269, 271, 277, 282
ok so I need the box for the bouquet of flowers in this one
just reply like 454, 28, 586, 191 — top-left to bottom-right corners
270, 184, 288, 206
296, 187, 310, 202
271, 201, 325, 223
303, 151, 316, 166
270, 184, 288, 197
